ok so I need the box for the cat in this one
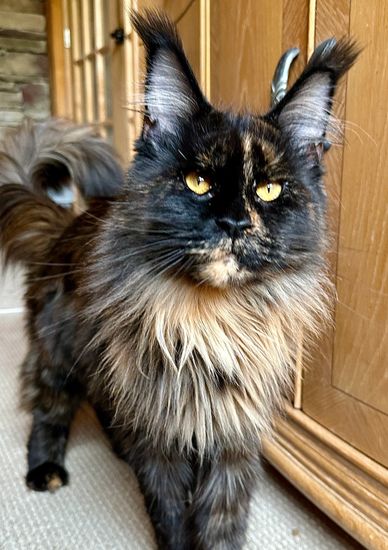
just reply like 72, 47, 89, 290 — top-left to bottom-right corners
0, 11, 358, 550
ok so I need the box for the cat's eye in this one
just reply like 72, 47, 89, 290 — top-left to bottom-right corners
185, 172, 212, 196
255, 181, 282, 202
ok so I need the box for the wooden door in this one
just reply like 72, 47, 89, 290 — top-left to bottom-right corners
302, 0, 388, 469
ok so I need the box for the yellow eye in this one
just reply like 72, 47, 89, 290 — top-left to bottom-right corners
255, 181, 282, 202
185, 172, 212, 195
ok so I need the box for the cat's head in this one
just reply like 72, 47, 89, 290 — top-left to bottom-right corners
125, 11, 358, 288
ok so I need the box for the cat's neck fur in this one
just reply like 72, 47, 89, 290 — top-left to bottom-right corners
91, 267, 330, 456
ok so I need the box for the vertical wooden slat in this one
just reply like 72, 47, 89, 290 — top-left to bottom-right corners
199, 0, 210, 97
110, 0, 130, 163
81, 0, 95, 122
47, 0, 69, 117
125, 0, 139, 159
61, 0, 74, 118
307, 0, 317, 57
70, 0, 83, 121
93, 0, 107, 128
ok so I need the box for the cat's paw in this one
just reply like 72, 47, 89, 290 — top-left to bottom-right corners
26, 462, 68, 492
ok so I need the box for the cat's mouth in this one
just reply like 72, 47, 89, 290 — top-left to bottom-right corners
186, 237, 271, 288
195, 245, 256, 288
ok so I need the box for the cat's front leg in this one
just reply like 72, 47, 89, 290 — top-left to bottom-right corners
21, 349, 82, 492
189, 449, 259, 550
128, 438, 193, 550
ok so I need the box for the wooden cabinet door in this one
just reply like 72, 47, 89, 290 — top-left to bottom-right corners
302, 0, 388, 469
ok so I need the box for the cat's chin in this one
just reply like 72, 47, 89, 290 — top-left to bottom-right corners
197, 254, 256, 288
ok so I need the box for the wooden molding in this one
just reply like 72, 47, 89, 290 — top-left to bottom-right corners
262, 404, 388, 550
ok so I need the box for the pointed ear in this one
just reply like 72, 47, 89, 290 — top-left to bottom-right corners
131, 11, 208, 137
268, 38, 359, 145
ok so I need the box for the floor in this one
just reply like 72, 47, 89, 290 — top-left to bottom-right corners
0, 269, 363, 549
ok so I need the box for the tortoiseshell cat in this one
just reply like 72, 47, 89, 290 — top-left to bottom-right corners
0, 11, 358, 549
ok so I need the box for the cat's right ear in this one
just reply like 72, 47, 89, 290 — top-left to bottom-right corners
131, 11, 208, 141
268, 38, 359, 147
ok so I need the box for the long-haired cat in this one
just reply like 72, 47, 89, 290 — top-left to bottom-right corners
0, 11, 358, 550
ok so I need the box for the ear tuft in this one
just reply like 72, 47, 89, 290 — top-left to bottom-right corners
131, 10, 207, 137
268, 38, 360, 146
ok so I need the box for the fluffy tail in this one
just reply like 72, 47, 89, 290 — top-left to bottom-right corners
0, 118, 124, 197
0, 118, 124, 266
0, 185, 73, 265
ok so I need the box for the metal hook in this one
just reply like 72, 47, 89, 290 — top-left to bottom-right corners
271, 47, 300, 107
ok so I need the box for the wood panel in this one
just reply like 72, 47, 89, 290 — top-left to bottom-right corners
81, 0, 95, 122
302, 0, 388, 467
332, 0, 388, 414
262, 404, 388, 550
93, 0, 108, 127
47, 0, 71, 117
69, 0, 84, 122
210, 0, 283, 112
112, 0, 131, 162
281, 0, 309, 87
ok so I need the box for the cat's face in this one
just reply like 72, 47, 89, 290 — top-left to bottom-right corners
126, 13, 357, 289
130, 111, 325, 288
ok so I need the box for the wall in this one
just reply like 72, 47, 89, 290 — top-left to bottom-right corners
0, 0, 51, 139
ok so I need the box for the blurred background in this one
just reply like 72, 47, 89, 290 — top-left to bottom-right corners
0, 1, 387, 549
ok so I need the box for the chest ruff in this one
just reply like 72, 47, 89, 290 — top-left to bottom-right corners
94, 271, 329, 455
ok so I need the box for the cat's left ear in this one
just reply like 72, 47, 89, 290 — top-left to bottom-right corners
268, 38, 359, 146
131, 11, 208, 138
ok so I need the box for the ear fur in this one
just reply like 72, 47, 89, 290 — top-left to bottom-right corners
268, 38, 360, 145
131, 10, 208, 137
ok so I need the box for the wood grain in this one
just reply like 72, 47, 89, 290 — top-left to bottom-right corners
69, 0, 84, 122
174, 0, 200, 80
210, 0, 283, 112
46, 0, 71, 117
282, 0, 309, 87
93, 0, 107, 126
81, 0, 95, 122
262, 406, 388, 550
111, 0, 131, 163
332, 0, 388, 415
302, 0, 388, 468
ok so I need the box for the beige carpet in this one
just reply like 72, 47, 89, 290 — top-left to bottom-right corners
0, 271, 361, 549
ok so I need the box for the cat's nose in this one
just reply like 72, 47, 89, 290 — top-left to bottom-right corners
217, 216, 252, 238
